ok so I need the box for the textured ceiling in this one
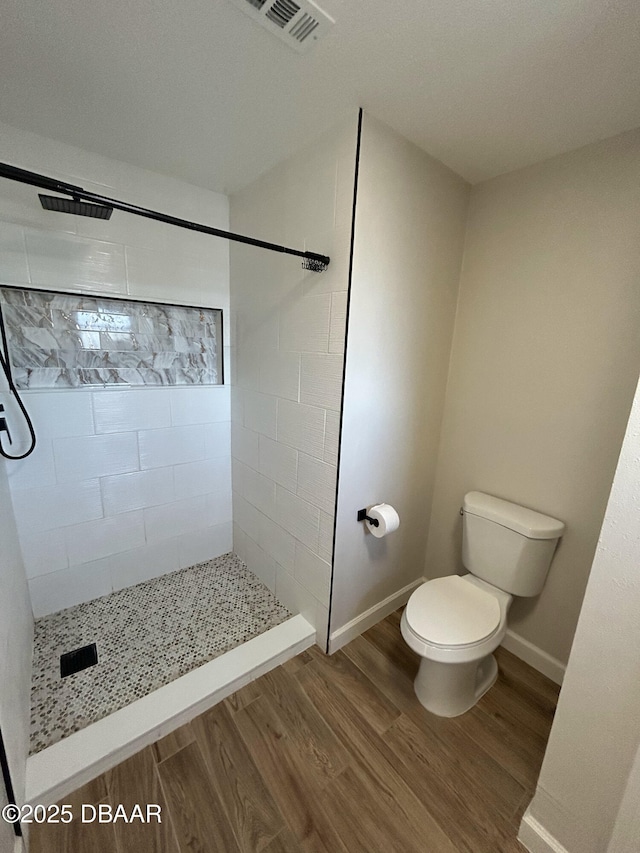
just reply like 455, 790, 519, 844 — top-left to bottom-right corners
1, 0, 639, 192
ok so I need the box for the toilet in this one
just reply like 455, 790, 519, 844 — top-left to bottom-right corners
401, 491, 564, 717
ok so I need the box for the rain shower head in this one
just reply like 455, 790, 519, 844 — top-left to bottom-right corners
39, 194, 113, 219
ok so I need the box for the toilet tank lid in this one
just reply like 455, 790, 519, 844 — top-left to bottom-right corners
463, 492, 565, 539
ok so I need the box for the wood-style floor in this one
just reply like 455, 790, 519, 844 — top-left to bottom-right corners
31, 610, 560, 853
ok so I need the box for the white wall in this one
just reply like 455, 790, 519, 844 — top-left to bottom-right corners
0, 459, 33, 830
229, 117, 358, 647
426, 128, 640, 668
607, 744, 640, 853
0, 122, 232, 615
520, 373, 640, 853
330, 114, 470, 643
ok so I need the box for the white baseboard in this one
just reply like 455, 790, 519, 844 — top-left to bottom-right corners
519, 808, 570, 853
26, 615, 314, 807
501, 629, 566, 685
328, 577, 424, 653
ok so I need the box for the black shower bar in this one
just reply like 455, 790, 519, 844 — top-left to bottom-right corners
0, 162, 331, 272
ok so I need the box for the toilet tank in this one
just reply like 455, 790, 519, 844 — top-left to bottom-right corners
462, 492, 565, 597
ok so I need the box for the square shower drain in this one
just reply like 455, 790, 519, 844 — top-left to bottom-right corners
60, 643, 98, 678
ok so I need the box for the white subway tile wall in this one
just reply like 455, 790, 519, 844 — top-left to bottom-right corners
297, 454, 338, 516
102, 468, 175, 515
10, 479, 102, 532
276, 399, 326, 460
54, 432, 140, 482
138, 423, 207, 469
0, 222, 30, 284
299, 353, 344, 411
0, 127, 232, 616
7, 387, 232, 615
229, 118, 357, 640
258, 435, 298, 492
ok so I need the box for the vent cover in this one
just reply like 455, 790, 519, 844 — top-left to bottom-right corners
228, 0, 334, 53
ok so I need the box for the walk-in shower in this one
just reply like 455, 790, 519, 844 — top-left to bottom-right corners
0, 159, 333, 756
0, 115, 356, 811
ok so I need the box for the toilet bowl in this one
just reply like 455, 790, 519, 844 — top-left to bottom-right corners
401, 574, 512, 717
401, 491, 564, 717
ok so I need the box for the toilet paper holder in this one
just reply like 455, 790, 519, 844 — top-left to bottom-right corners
357, 508, 380, 527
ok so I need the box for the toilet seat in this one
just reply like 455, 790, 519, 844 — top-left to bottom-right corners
405, 576, 501, 648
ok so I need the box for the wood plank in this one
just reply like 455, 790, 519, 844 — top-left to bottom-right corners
152, 724, 195, 764
478, 674, 555, 743
405, 706, 526, 819
298, 648, 401, 735
282, 649, 316, 674
233, 694, 349, 853
298, 657, 459, 853
319, 764, 455, 853
341, 633, 425, 713
105, 746, 179, 853
513, 788, 533, 827
73, 775, 108, 805
495, 647, 561, 706
265, 822, 335, 853
156, 741, 241, 853
457, 702, 547, 792
385, 712, 523, 852
224, 678, 263, 713
302, 644, 327, 662
259, 666, 350, 786
191, 700, 285, 852
495, 655, 559, 721
30, 794, 118, 853
492, 658, 559, 742
498, 837, 529, 853
362, 609, 420, 681
262, 825, 302, 853
386, 607, 403, 626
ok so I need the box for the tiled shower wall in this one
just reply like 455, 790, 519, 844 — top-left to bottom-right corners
9, 387, 231, 617
229, 118, 357, 646
0, 121, 232, 616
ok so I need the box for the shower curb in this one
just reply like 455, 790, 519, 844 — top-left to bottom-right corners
25, 614, 315, 807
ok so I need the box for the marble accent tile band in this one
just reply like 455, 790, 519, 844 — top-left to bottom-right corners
0, 286, 223, 389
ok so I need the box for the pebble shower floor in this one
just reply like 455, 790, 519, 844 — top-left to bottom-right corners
29, 553, 291, 754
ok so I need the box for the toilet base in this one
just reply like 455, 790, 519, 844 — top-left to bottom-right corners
413, 653, 498, 717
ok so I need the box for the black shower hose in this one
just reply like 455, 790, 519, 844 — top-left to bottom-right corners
0, 302, 36, 459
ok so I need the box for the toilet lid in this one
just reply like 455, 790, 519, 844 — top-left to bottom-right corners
406, 576, 501, 647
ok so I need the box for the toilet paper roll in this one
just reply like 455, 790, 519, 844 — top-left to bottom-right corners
366, 503, 400, 538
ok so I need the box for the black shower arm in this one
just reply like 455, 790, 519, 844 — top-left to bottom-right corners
0, 162, 331, 271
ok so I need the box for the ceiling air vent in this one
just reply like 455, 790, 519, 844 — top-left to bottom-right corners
228, 0, 334, 53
